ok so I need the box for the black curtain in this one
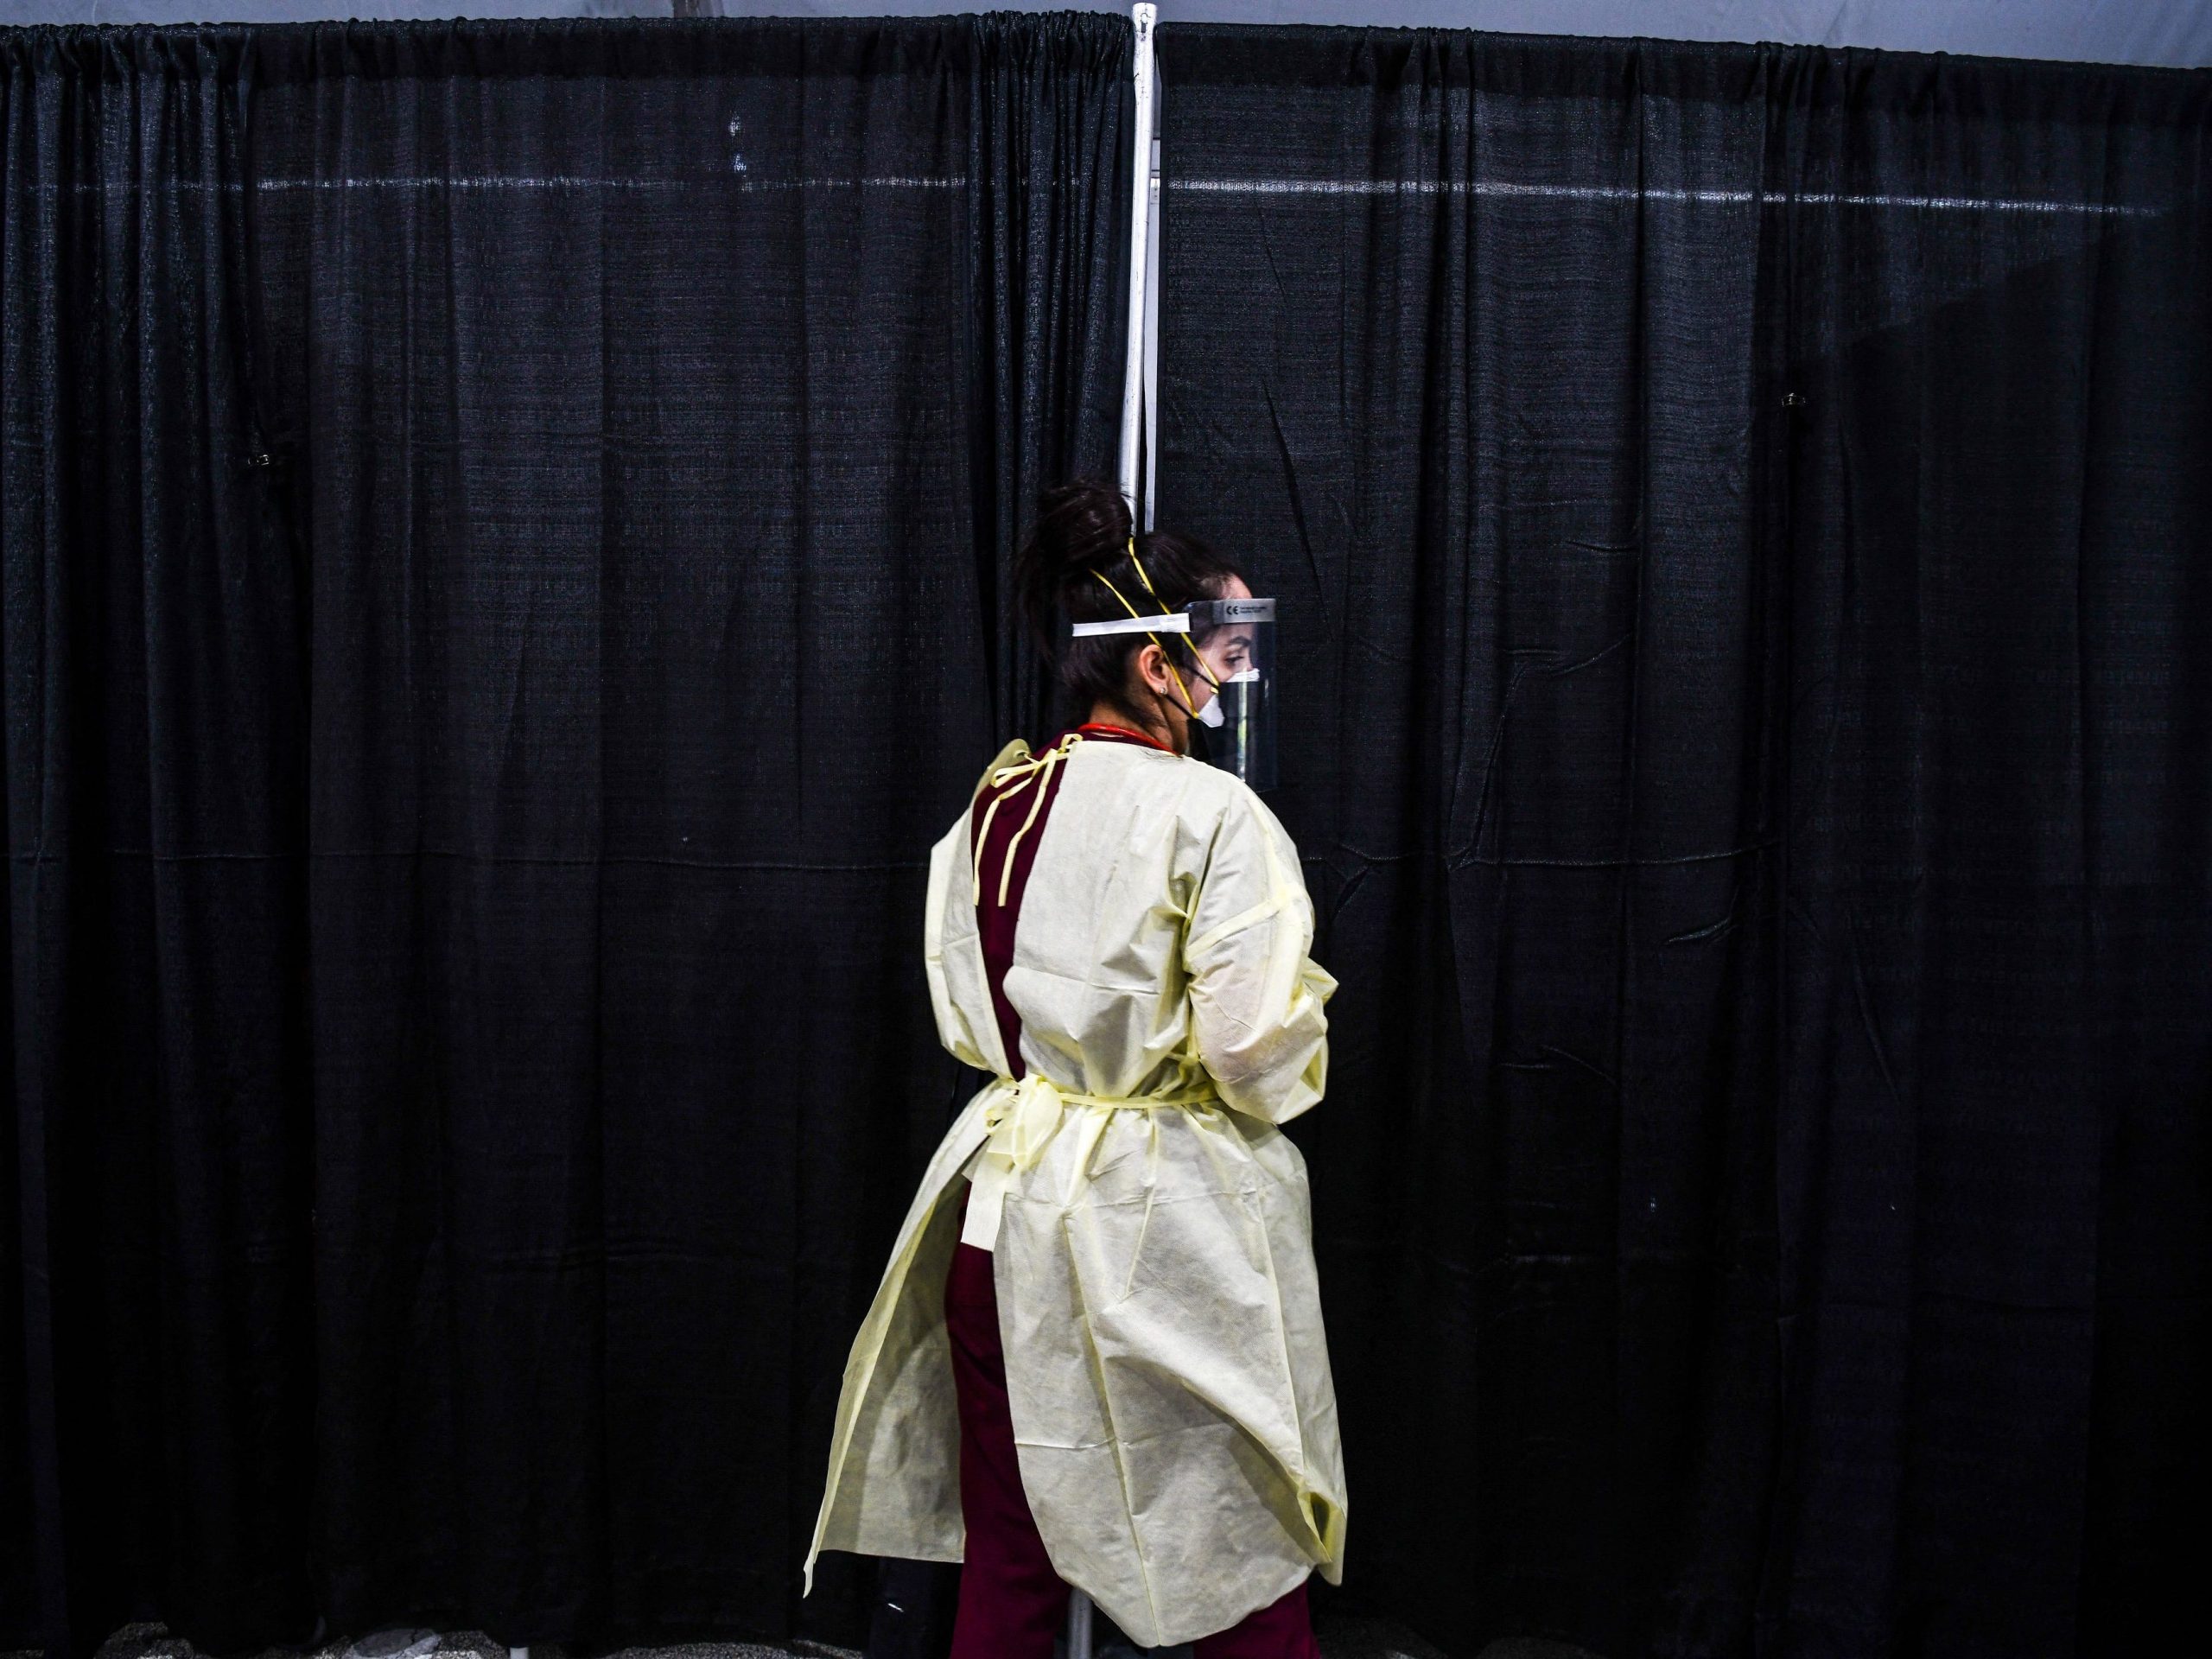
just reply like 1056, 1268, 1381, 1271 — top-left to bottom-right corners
3, 16, 1126, 1656
964, 16, 1130, 740
10, 16, 2210, 1659
0, 25, 314, 1659
1157, 24, 2211, 1659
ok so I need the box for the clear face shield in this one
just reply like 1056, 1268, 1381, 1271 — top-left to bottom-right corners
1067, 551, 1281, 792
1183, 596, 1277, 792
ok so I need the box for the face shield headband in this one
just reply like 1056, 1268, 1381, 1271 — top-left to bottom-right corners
1070, 542, 1224, 724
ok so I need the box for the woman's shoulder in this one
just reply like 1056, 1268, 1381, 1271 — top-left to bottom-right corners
1091, 747, 1296, 874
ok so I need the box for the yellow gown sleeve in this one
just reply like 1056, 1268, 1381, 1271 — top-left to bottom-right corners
921, 738, 1033, 1075
1181, 786, 1338, 1124
923, 813, 995, 1071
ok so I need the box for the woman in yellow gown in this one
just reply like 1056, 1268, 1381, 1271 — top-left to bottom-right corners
806, 481, 1345, 1656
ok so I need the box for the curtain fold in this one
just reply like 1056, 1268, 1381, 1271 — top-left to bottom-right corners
4, 16, 1128, 1656
7, 16, 2208, 1659
1772, 49, 2212, 1659
963, 16, 1130, 743
1158, 23, 2211, 1659
0, 23, 315, 1658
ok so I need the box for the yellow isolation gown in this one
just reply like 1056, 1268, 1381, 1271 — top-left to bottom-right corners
804, 728, 1347, 1649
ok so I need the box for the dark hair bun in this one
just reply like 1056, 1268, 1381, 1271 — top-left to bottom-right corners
1011, 479, 1249, 727
1014, 480, 1133, 646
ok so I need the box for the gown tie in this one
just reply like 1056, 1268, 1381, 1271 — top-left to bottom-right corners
961, 1071, 1219, 1250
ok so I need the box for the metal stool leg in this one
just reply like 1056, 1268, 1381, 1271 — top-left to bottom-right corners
1068, 1588, 1094, 1659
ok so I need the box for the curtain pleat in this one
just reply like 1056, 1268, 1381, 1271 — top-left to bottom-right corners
5, 16, 2208, 1659
3, 16, 1127, 1656
1158, 24, 2211, 1659
0, 22, 315, 1657
963, 16, 1130, 744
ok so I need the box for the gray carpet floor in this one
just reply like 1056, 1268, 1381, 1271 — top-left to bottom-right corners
2, 1617, 1601, 1659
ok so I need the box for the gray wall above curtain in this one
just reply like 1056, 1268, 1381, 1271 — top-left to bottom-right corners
4, 3, 2210, 71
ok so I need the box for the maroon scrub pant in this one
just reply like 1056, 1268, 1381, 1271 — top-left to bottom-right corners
944, 1193, 1320, 1659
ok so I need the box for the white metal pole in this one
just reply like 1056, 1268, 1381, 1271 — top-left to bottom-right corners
1141, 68, 1161, 532
1116, 3, 1159, 515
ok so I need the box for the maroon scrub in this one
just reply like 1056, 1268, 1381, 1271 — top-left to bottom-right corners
946, 722, 1320, 1659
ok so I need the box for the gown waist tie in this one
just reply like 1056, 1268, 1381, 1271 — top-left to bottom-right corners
961, 1071, 1217, 1251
